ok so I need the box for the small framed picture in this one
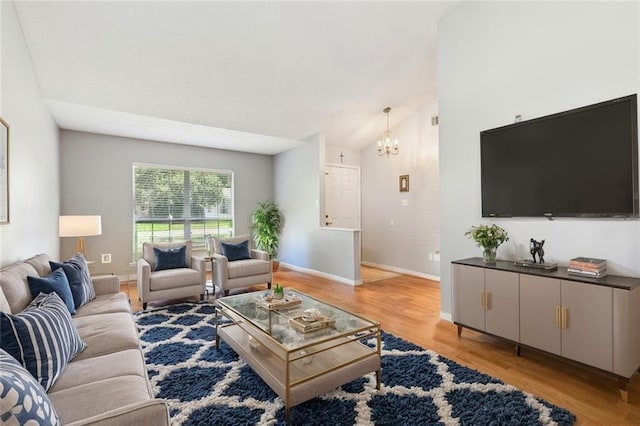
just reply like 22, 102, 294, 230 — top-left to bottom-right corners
399, 175, 409, 192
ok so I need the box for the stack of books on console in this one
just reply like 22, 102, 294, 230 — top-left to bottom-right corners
567, 257, 607, 278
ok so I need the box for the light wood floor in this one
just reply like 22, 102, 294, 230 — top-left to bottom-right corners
124, 267, 640, 424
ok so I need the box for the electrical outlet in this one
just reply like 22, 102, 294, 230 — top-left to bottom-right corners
101, 253, 112, 264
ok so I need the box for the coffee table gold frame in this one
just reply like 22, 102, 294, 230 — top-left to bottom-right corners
215, 289, 381, 423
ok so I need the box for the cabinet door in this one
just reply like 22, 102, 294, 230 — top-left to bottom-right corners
452, 264, 485, 331
561, 280, 613, 372
519, 275, 561, 355
485, 269, 519, 341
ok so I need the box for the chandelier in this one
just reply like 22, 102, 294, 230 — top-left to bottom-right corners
377, 106, 399, 158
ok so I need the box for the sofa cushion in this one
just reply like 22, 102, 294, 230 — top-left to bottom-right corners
0, 262, 38, 314
221, 239, 251, 261
153, 245, 188, 271
24, 253, 53, 278
149, 268, 202, 291
74, 292, 131, 317
27, 268, 76, 314
71, 312, 141, 361
0, 286, 10, 314
47, 375, 152, 425
0, 349, 60, 426
48, 349, 149, 393
0, 292, 87, 391
50, 254, 96, 308
227, 258, 271, 279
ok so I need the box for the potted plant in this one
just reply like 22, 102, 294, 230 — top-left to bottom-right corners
464, 224, 509, 264
272, 283, 284, 299
250, 200, 284, 271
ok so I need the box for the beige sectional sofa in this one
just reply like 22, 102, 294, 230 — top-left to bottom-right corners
0, 254, 169, 426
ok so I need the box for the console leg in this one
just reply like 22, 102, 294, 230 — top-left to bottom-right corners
515, 344, 521, 357
457, 324, 463, 337
620, 381, 630, 402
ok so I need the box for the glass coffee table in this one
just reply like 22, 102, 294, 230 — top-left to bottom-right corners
215, 288, 381, 423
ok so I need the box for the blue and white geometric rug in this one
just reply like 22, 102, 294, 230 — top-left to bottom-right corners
134, 303, 576, 425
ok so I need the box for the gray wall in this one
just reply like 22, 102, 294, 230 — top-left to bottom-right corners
0, 2, 60, 266
438, 2, 639, 319
59, 130, 273, 276
361, 100, 440, 279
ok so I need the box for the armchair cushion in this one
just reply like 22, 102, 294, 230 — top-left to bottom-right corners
227, 258, 271, 279
143, 241, 192, 271
220, 240, 251, 261
149, 268, 203, 291
153, 245, 188, 271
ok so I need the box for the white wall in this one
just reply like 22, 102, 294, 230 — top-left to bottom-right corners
0, 2, 60, 266
361, 100, 440, 279
438, 2, 640, 318
275, 135, 361, 283
59, 130, 273, 276
325, 144, 361, 167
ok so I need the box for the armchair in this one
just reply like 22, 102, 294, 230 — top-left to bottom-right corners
211, 234, 272, 296
137, 240, 205, 309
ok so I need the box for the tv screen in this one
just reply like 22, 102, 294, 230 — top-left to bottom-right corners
481, 94, 638, 218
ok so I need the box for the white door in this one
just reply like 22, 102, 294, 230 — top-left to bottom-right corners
324, 165, 360, 228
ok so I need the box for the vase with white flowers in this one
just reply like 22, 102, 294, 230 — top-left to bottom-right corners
465, 224, 509, 264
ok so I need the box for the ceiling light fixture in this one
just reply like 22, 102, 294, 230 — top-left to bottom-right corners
377, 107, 399, 158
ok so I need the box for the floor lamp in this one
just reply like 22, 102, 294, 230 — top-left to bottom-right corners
59, 215, 102, 259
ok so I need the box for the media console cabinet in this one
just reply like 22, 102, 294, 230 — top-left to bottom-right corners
452, 257, 640, 401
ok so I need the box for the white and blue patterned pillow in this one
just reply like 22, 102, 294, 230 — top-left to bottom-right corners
0, 349, 60, 425
0, 292, 87, 391
50, 254, 95, 308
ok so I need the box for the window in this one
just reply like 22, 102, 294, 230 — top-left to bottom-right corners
133, 164, 233, 259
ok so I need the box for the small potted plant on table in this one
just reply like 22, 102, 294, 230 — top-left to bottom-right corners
465, 224, 509, 264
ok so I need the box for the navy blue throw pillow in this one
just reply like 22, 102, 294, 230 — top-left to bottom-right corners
27, 268, 76, 315
221, 240, 251, 261
50, 254, 96, 309
154, 245, 188, 271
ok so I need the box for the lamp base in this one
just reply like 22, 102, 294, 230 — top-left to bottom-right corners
76, 237, 87, 259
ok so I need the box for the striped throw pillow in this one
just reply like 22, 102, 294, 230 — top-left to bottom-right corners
50, 254, 95, 308
0, 292, 87, 391
0, 349, 60, 425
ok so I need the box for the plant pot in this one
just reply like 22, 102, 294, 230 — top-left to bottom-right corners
272, 260, 280, 272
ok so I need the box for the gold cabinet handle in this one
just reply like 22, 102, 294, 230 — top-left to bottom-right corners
561, 307, 568, 329
555, 306, 561, 327
485, 292, 490, 310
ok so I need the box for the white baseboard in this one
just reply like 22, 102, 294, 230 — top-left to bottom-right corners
360, 261, 441, 282
440, 312, 452, 322
279, 262, 361, 286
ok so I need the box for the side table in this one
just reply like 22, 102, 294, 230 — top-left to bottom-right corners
204, 256, 215, 296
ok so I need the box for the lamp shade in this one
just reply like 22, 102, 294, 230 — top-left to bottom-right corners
59, 215, 102, 237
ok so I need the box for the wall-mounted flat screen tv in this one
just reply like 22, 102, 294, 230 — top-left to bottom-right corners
481, 94, 638, 218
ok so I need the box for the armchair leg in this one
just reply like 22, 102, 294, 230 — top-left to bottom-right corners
267, 282, 272, 289
200, 293, 205, 301
143, 302, 148, 310
224, 290, 229, 296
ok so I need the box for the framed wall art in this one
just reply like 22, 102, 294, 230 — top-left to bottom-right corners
399, 174, 409, 192
1, 117, 9, 224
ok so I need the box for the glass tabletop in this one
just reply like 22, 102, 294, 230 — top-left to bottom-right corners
216, 288, 378, 350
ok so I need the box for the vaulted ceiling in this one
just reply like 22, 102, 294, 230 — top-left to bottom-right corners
14, 1, 453, 154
